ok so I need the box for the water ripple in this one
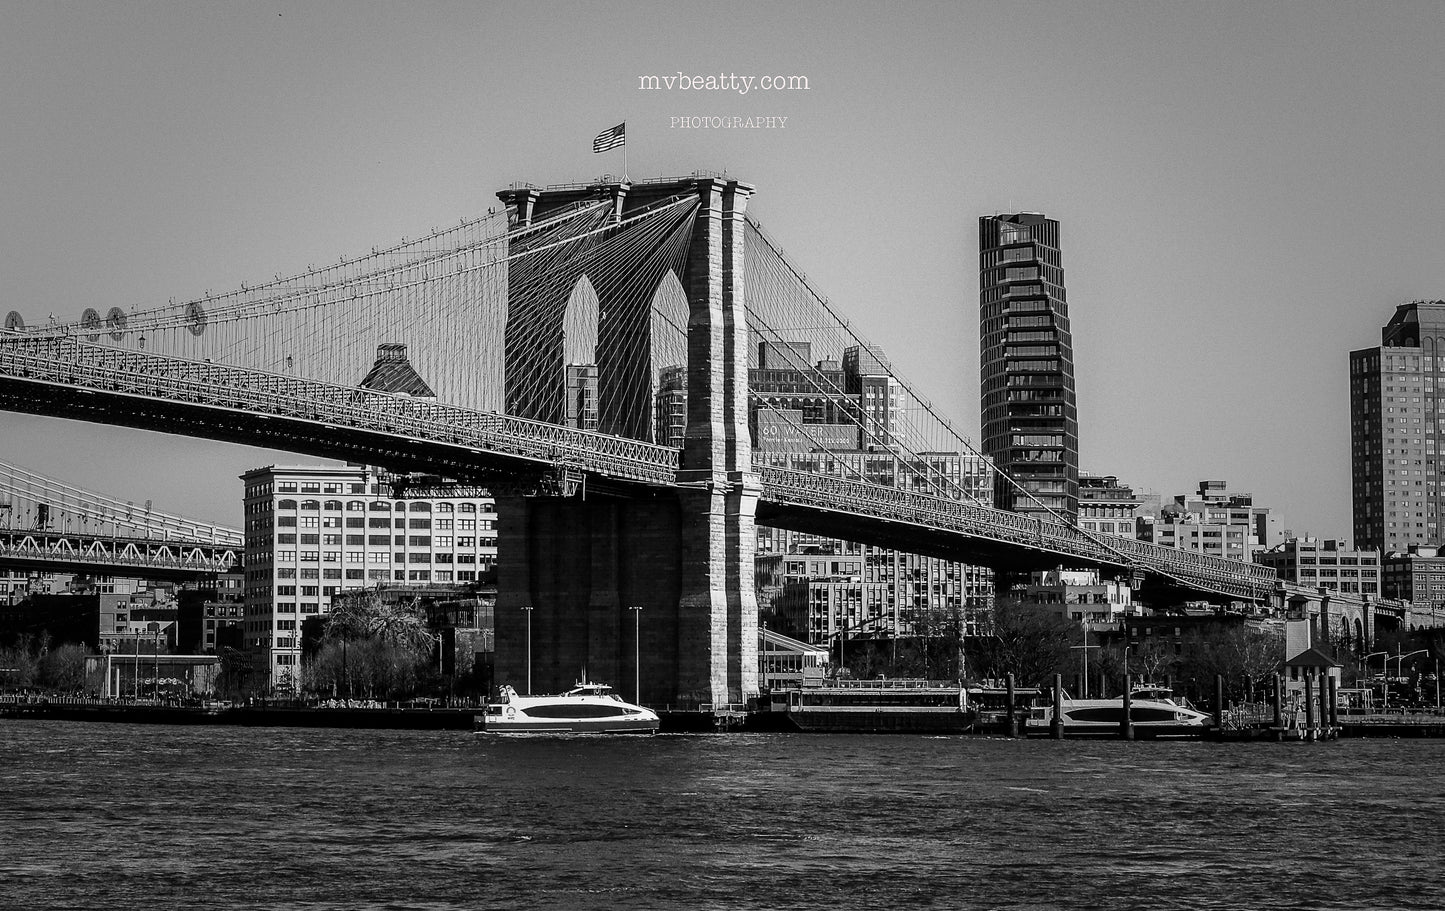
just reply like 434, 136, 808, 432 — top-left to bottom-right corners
1, 722, 1440, 909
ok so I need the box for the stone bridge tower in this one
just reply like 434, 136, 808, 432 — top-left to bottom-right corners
492, 177, 759, 711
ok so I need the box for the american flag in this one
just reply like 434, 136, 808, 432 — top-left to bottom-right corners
592, 122, 625, 153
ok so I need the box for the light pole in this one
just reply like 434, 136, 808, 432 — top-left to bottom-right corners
1070, 622, 1099, 698
521, 605, 533, 695
1364, 651, 1388, 711
832, 614, 886, 676
1395, 648, 1427, 678
151, 623, 160, 701
429, 631, 444, 677
760, 620, 769, 692
629, 605, 642, 704
1394, 649, 1427, 708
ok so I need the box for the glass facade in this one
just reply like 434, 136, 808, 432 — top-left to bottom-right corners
979, 214, 1079, 520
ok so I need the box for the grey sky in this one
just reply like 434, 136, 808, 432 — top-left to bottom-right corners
2, 1, 1444, 539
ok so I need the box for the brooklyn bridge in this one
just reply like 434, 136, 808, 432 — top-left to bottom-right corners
0, 174, 1367, 710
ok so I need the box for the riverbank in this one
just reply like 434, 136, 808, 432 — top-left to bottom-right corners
1, 697, 481, 730
9, 697, 1445, 737
0, 697, 746, 733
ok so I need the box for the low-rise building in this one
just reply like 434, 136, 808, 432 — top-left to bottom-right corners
759, 627, 828, 690
1078, 474, 1144, 538
241, 464, 500, 692
1020, 569, 1135, 624
1138, 480, 1281, 561
1382, 544, 1445, 610
1255, 537, 1381, 597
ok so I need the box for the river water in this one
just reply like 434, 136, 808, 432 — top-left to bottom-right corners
1, 721, 1441, 910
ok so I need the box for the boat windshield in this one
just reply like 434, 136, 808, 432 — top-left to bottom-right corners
563, 684, 614, 698
1131, 688, 1180, 704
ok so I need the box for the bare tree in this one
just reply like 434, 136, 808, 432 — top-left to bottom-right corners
1176, 624, 1286, 705
326, 591, 434, 652
969, 598, 1077, 687
39, 643, 88, 693
314, 590, 434, 699
1, 637, 41, 690
1132, 638, 1177, 686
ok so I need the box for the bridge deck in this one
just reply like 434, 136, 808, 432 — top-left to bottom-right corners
1, 336, 1281, 600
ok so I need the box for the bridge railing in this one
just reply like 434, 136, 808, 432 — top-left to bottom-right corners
0, 337, 680, 487
758, 467, 1279, 599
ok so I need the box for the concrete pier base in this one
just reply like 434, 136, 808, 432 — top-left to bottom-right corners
494, 488, 758, 710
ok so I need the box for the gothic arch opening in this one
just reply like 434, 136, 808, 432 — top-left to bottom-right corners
563, 274, 600, 366
562, 274, 601, 430
649, 270, 689, 445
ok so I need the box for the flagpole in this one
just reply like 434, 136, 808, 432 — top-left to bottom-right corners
622, 122, 628, 182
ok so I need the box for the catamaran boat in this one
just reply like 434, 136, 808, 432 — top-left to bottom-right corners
478, 682, 659, 734
1031, 686, 1211, 738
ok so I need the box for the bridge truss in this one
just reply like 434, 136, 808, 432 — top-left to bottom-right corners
0, 458, 241, 577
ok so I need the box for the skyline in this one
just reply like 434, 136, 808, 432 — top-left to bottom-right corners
3, 2, 1445, 541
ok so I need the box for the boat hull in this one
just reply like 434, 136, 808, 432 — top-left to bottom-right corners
479, 717, 659, 735
781, 708, 976, 735
1029, 696, 1210, 739
477, 683, 660, 734
1039, 721, 1206, 739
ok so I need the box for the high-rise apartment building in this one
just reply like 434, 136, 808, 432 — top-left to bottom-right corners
979, 214, 1079, 520
240, 465, 499, 691
1350, 301, 1445, 554
745, 340, 994, 650
843, 345, 905, 450
654, 365, 688, 449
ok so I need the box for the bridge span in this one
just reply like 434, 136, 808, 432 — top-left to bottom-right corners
0, 173, 1326, 708
0, 456, 242, 579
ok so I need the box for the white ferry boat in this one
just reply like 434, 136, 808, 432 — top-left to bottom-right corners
1031, 686, 1211, 738
478, 683, 659, 734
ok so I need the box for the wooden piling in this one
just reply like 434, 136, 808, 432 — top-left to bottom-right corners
1304, 673, 1316, 742
1328, 674, 1339, 730
1121, 673, 1134, 740
1214, 675, 1225, 732
1052, 673, 1064, 740
1272, 674, 1283, 728
1005, 673, 1017, 737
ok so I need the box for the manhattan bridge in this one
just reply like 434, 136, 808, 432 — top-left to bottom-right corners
0, 174, 1350, 710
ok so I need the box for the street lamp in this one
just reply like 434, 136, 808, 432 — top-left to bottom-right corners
1070, 621, 1099, 698
759, 619, 769, 691
629, 606, 642, 704
1393, 649, 1428, 708
151, 623, 161, 701
1395, 649, 1427, 679
832, 614, 886, 675
521, 605, 533, 695
1364, 651, 1388, 711
1437, 656, 1442, 713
